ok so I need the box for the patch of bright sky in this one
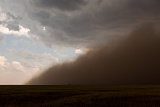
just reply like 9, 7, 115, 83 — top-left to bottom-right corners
0, 33, 78, 63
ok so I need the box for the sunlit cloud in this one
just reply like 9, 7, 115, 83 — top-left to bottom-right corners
0, 24, 30, 37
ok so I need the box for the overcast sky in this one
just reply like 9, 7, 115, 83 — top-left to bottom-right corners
0, 0, 160, 84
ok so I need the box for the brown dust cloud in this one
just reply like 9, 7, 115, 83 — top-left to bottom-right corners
26, 24, 160, 85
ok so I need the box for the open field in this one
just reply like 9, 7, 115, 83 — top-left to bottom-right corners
0, 85, 160, 107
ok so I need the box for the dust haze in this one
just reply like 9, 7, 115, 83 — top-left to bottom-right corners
27, 24, 160, 85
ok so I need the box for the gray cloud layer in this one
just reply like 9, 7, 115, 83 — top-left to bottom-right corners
32, 0, 87, 11
27, 24, 160, 85
0, 8, 21, 31
0, 0, 160, 46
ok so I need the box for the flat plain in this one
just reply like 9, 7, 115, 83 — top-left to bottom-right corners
0, 85, 160, 107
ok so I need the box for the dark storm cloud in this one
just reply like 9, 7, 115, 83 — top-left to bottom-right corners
32, 0, 87, 11
28, 0, 160, 46
1, 0, 160, 46
27, 24, 160, 85
0, 0, 160, 46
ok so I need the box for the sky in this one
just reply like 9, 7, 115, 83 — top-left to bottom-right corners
0, 0, 160, 85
